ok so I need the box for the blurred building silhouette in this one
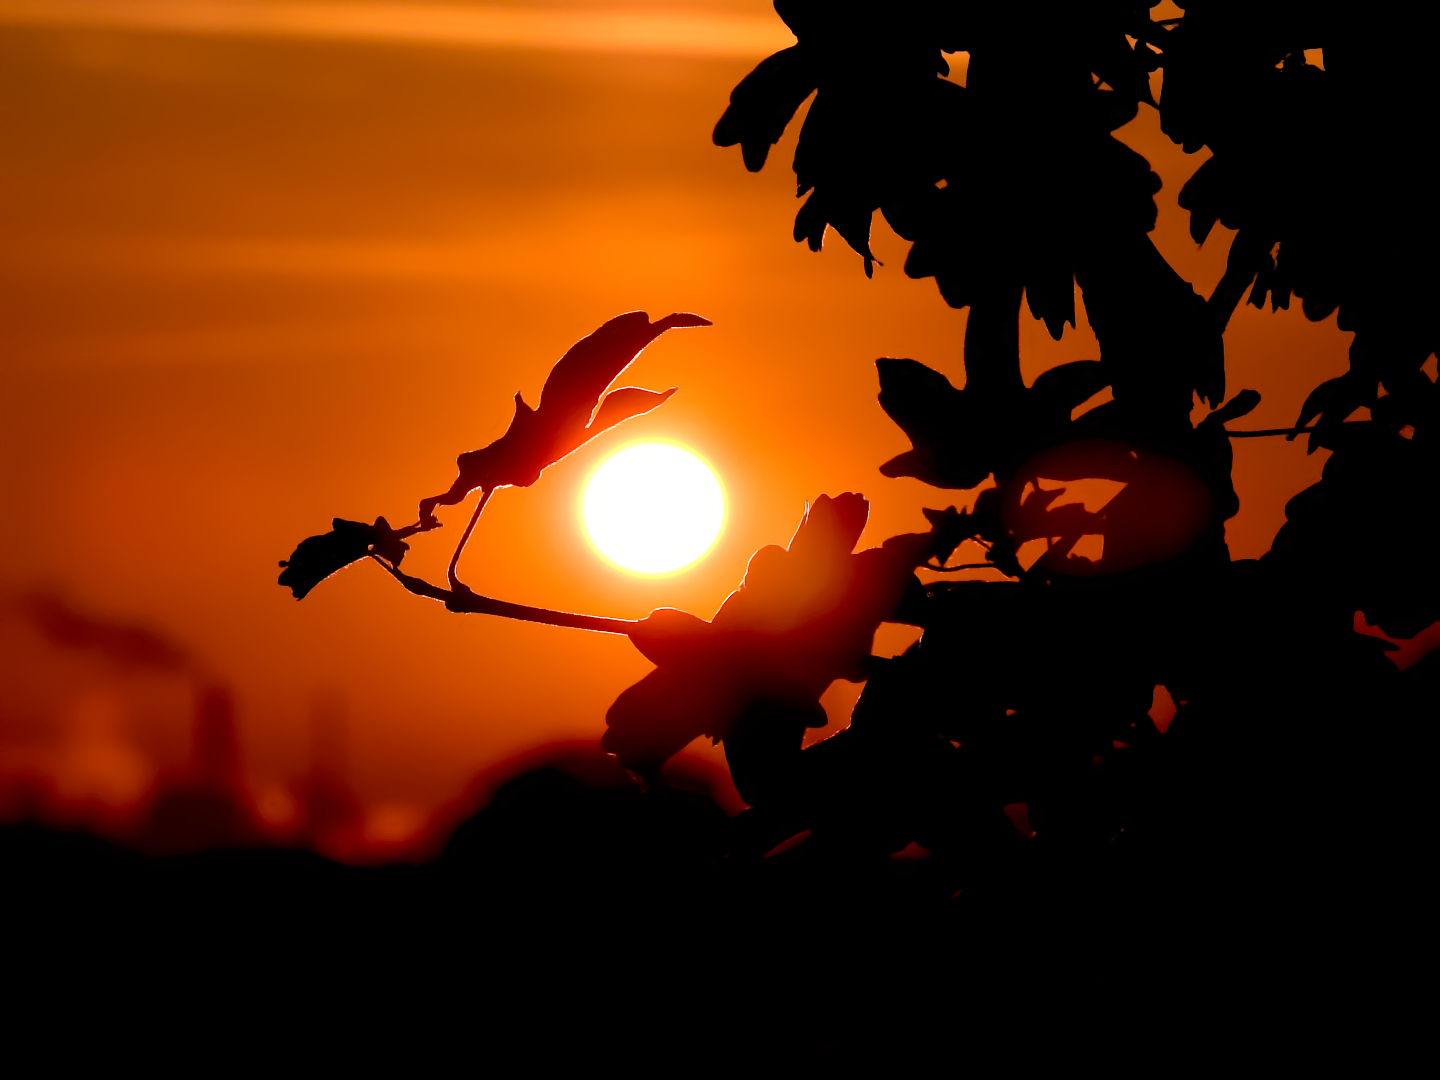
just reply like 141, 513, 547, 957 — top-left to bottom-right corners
137, 684, 258, 854
290, 692, 365, 858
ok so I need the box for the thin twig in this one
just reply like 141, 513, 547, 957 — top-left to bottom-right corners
923, 562, 1006, 573
1225, 425, 1313, 438
370, 555, 638, 636
372, 556, 451, 603
447, 487, 493, 590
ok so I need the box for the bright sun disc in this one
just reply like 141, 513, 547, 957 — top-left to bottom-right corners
583, 443, 724, 574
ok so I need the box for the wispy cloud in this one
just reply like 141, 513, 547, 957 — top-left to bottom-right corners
0, 1, 792, 58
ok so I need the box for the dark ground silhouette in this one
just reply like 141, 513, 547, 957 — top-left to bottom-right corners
5, 720, 1429, 1057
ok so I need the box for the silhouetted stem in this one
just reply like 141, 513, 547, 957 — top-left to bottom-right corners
447, 487, 493, 591
373, 558, 451, 602
371, 556, 638, 635
924, 563, 1008, 573
1225, 424, 1316, 437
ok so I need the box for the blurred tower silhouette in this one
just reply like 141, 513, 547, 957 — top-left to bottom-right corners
137, 683, 256, 854
294, 691, 363, 855
192, 684, 242, 793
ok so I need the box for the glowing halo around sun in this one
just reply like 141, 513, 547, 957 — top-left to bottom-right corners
583, 443, 725, 574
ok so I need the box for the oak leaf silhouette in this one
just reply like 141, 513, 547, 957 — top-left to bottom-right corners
877, 356, 1110, 489
278, 517, 413, 600
602, 493, 965, 779
419, 311, 710, 527
712, 44, 816, 173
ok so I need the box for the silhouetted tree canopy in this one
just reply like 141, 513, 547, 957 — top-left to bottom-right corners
274, 2, 1436, 913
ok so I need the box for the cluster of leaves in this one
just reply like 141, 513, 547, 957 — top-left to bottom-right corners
278, 311, 707, 604
604, 493, 967, 785
276, 3, 1435, 890
715, 0, 1220, 419
688, 1, 1437, 873
1166, 5, 1437, 439
1157, 3, 1438, 642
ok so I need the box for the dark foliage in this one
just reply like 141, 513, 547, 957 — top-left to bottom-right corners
696, 0, 1436, 908
604, 493, 966, 782
259, 1, 1439, 1019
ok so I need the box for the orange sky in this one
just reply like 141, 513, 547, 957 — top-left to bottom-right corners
0, 2, 1357, 842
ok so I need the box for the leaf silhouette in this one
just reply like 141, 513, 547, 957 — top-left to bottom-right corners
877, 358, 982, 489
1293, 372, 1374, 452
876, 357, 1111, 491
278, 517, 412, 600
587, 386, 677, 434
713, 45, 817, 172
602, 493, 963, 779
419, 311, 709, 526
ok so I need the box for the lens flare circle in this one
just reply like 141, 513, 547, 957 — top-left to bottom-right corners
583, 443, 724, 574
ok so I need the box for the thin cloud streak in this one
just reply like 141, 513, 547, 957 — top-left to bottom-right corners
0, 0, 794, 58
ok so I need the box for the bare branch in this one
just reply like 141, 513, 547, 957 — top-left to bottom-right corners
370, 555, 637, 635
1225, 425, 1314, 438
922, 562, 1009, 573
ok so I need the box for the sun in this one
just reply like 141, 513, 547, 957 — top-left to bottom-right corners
583, 443, 725, 574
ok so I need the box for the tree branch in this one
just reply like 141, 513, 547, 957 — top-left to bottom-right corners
370, 556, 638, 635
1225, 424, 1315, 437
922, 562, 1010, 573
